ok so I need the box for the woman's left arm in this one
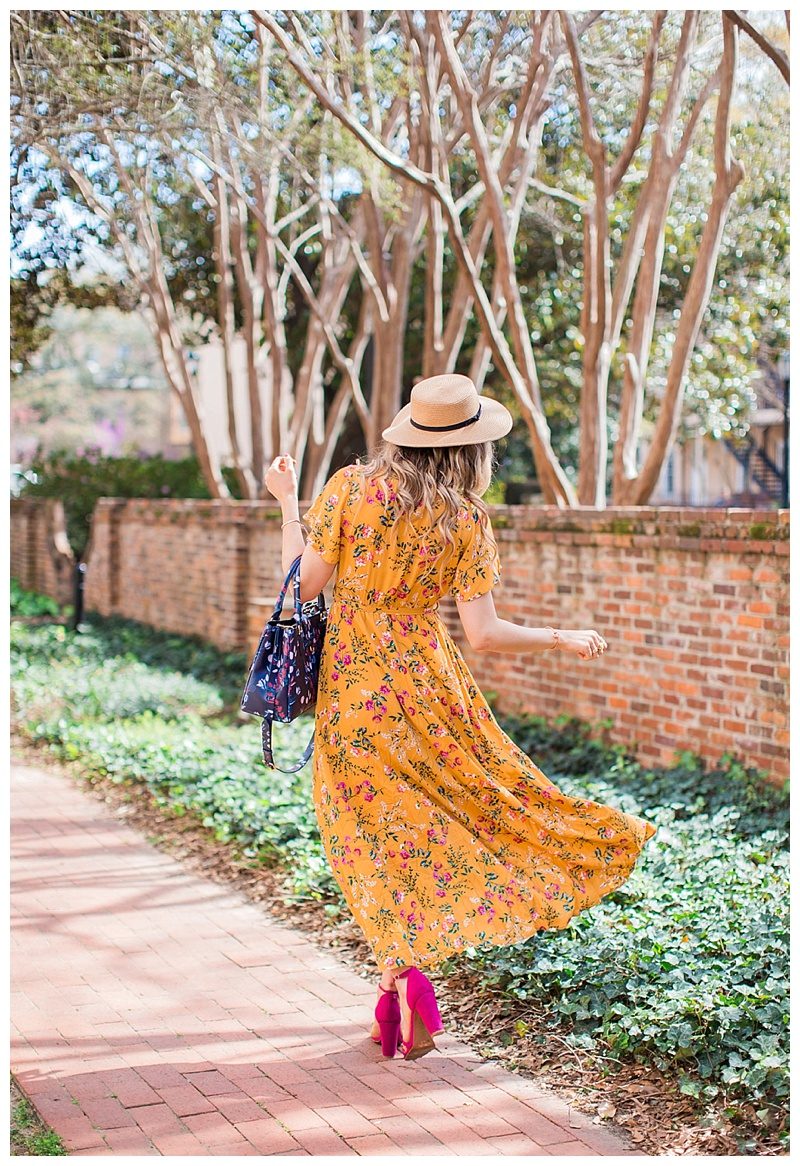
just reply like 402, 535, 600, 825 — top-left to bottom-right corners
278, 501, 306, 574
264, 454, 305, 572
265, 455, 336, 600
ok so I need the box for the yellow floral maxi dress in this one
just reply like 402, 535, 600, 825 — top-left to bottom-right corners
302, 464, 657, 971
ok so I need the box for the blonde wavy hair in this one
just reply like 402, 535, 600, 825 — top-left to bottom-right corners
355, 439, 498, 570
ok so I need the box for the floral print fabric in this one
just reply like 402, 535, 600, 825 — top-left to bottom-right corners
302, 464, 657, 970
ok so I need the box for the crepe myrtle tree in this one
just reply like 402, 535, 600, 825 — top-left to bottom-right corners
11, 10, 373, 500
14, 9, 588, 503
12, 10, 789, 506
259, 8, 787, 507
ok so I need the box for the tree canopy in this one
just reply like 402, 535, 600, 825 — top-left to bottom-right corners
11, 9, 789, 504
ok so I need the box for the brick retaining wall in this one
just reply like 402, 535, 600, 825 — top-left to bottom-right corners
9, 497, 75, 605
82, 499, 254, 649
11, 497, 789, 783
458, 506, 789, 783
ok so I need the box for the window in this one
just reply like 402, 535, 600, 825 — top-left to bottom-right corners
665, 452, 675, 496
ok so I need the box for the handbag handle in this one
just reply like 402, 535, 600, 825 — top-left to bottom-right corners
271, 554, 327, 623
261, 716, 315, 774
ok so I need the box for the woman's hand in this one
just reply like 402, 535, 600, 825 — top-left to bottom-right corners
264, 455, 298, 503
559, 629, 608, 660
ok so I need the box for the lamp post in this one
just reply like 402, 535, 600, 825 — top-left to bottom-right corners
777, 353, 789, 508
72, 561, 87, 633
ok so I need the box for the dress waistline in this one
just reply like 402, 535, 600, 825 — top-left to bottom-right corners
331, 593, 440, 615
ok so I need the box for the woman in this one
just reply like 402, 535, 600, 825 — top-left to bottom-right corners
265, 373, 657, 1062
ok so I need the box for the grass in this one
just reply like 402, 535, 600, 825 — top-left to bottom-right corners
10, 1081, 67, 1156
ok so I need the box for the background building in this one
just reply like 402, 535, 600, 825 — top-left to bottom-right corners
647, 359, 789, 508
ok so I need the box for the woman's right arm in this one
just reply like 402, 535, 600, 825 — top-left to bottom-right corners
455, 591, 607, 660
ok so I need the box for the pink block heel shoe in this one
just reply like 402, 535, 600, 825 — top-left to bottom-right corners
395, 968, 444, 1061
371, 985, 401, 1058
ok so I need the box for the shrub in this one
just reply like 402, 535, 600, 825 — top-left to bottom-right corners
17, 448, 242, 557
10, 578, 62, 618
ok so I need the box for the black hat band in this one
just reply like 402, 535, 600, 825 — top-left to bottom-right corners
409, 404, 482, 433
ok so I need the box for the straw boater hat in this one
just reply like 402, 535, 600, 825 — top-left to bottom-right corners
381, 373, 513, 448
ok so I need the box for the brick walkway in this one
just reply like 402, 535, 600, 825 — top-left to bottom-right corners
11, 760, 635, 1157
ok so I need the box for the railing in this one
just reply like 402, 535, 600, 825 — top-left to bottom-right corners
724, 433, 785, 501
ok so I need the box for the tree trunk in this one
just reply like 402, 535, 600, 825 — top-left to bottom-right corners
212, 152, 256, 499
624, 16, 745, 503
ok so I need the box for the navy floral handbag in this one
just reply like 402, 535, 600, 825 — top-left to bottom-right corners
240, 554, 328, 773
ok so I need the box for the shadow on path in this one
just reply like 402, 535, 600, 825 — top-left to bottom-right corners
12, 760, 634, 1157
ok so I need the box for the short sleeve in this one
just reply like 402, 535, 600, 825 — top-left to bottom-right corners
301, 467, 351, 565
450, 510, 501, 602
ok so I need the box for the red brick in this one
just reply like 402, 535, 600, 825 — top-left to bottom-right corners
235, 1116, 301, 1154
110, 1075, 162, 1108
263, 1098, 334, 1130
81, 1096, 138, 1130
349, 1069, 421, 1100
137, 1064, 189, 1089
156, 1084, 215, 1116
128, 1102, 187, 1136
288, 1080, 353, 1109
314, 1103, 376, 1139
346, 1131, 402, 1154
149, 1129, 209, 1155
576, 1124, 636, 1153
258, 1060, 316, 1088
414, 1110, 497, 1153
29, 1091, 79, 1128
215, 1062, 268, 1085
546, 1139, 601, 1155
183, 1109, 253, 1150
456, 1105, 520, 1138
476, 1092, 570, 1143
59, 1075, 113, 1103
8, 717, 781, 1166
15, 494, 785, 783
240, 1076, 292, 1104
484, 1131, 549, 1154
210, 1093, 267, 1123
349, 1094, 403, 1121
183, 1068, 240, 1096
375, 1111, 448, 1143
52, 1118, 108, 1152
285, 1126, 353, 1154
102, 1127, 159, 1154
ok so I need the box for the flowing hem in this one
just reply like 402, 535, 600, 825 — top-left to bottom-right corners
369, 813, 658, 972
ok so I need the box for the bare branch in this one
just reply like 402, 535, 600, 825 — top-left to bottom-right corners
724, 9, 789, 83
274, 234, 369, 427
609, 12, 667, 192
630, 16, 745, 503
529, 178, 584, 209
560, 13, 605, 168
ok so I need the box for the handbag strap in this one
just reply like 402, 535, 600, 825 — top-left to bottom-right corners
271, 554, 302, 621
261, 715, 315, 774
271, 554, 327, 622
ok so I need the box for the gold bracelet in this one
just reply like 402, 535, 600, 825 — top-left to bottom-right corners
545, 626, 561, 651
281, 518, 305, 529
